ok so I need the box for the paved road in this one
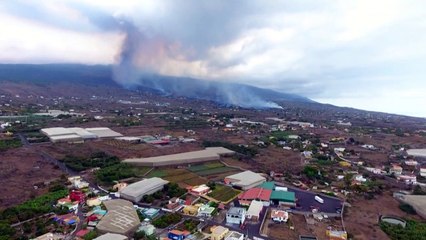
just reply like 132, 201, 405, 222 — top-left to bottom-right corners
274, 182, 343, 213
17, 133, 30, 146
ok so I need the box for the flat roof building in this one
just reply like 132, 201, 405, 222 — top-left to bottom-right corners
211, 226, 229, 240
224, 171, 266, 190
225, 231, 244, 240
41, 127, 122, 143
226, 207, 246, 225
94, 233, 128, 240
238, 188, 272, 206
270, 191, 296, 206
407, 149, 426, 158
120, 177, 169, 203
85, 127, 123, 138
123, 147, 234, 167
246, 200, 263, 221
96, 199, 140, 236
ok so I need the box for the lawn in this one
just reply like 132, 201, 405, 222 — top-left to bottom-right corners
207, 185, 241, 202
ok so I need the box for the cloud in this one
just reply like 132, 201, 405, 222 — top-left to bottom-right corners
1, 0, 426, 116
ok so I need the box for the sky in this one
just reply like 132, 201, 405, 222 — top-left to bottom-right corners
1, 0, 426, 117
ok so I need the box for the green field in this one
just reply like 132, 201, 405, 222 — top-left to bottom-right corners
147, 168, 208, 187
147, 169, 167, 178
207, 185, 241, 202
196, 167, 238, 176
188, 162, 238, 176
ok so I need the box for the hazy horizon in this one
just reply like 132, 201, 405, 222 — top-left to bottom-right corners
1, 1, 426, 117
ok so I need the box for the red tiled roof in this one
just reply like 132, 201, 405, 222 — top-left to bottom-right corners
238, 188, 272, 201
271, 210, 287, 218
76, 229, 90, 237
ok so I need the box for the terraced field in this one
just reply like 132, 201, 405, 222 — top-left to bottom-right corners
188, 162, 239, 176
147, 168, 208, 188
207, 184, 241, 203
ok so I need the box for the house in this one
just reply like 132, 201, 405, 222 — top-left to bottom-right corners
339, 161, 351, 168
68, 176, 89, 189
365, 167, 383, 175
225, 231, 244, 240
288, 135, 300, 139
189, 184, 210, 196
57, 197, 78, 211
271, 209, 289, 223
226, 207, 246, 225
238, 188, 272, 206
138, 219, 156, 236
75, 229, 91, 238
197, 204, 215, 217
246, 200, 264, 221
361, 144, 377, 150
405, 160, 418, 166
354, 175, 367, 183
397, 175, 417, 184
183, 205, 199, 216
168, 230, 190, 240
86, 197, 102, 207
210, 226, 229, 240
390, 165, 403, 175
113, 182, 128, 191
326, 230, 347, 240
141, 208, 160, 219
303, 151, 313, 159
69, 190, 85, 203
166, 198, 181, 211
270, 191, 296, 206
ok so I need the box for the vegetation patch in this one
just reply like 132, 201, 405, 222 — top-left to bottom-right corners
381, 220, 426, 240
188, 162, 238, 176
142, 183, 186, 203
152, 213, 182, 228
0, 138, 22, 151
0, 189, 68, 223
95, 163, 148, 184
60, 152, 120, 172
207, 185, 241, 202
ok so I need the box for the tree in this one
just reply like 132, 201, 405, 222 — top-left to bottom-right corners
344, 173, 354, 189
84, 231, 98, 240
0, 221, 15, 239
302, 166, 318, 180
206, 181, 216, 190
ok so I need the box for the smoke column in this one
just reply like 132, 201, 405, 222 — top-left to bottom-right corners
112, 20, 283, 109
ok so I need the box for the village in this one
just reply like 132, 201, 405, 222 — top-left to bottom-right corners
1, 90, 426, 240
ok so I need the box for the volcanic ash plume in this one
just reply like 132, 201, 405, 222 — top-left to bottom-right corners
112, 21, 283, 109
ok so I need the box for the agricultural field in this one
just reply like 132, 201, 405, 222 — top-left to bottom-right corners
188, 162, 238, 176
207, 184, 241, 203
147, 168, 208, 188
